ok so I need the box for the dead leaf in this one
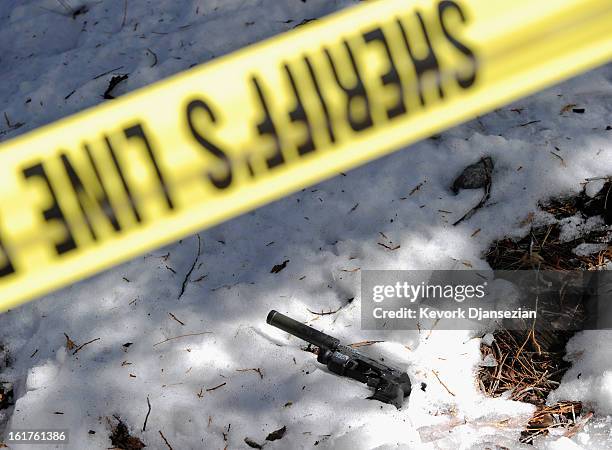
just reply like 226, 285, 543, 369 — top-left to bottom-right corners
560, 103, 577, 114
64, 333, 76, 350
270, 260, 289, 274
103, 74, 129, 99
244, 437, 263, 449
266, 426, 287, 442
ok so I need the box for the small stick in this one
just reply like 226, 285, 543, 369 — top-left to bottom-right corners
432, 370, 455, 396
159, 430, 173, 450
147, 48, 158, 67
564, 411, 593, 438
306, 306, 341, 316
550, 151, 566, 167
409, 181, 424, 195
377, 242, 400, 250
453, 182, 491, 226
92, 66, 124, 80
168, 312, 185, 326
72, 337, 100, 355
142, 396, 151, 431
206, 382, 226, 392
121, 0, 128, 28
153, 331, 211, 347
236, 368, 264, 379
178, 234, 201, 299
518, 120, 541, 127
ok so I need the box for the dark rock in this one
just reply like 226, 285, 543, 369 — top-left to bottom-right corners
451, 157, 494, 194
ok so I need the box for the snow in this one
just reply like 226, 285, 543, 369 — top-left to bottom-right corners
549, 331, 612, 416
1, 0, 612, 449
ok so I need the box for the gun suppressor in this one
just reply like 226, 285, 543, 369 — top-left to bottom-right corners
267, 310, 340, 349
266, 310, 411, 408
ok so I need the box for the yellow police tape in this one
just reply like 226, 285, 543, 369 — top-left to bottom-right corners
0, 0, 611, 311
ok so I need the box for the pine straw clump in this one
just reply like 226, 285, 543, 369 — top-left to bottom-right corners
486, 180, 611, 271
485, 222, 611, 272
478, 328, 594, 444
541, 181, 611, 224
477, 330, 592, 443
479, 183, 611, 443
478, 330, 571, 405
520, 401, 585, 444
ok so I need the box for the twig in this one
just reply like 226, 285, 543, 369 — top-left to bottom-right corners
147, 48, 158, 67
159, 430, 173, 450
206, 382, 226, 392
3, 112, 23, 130
168, 312, 185, 325
377, 242, 400, 250
142, 396, 151, 431
121, 0, 128, 29
153, 331, 211, 347
72, 337, 100, 355
92, 66, 124, 80
103, 74, 129, 99
564, 411, 593, 437
518, 120, 541, 127
453, 171, 492, 226
550, 151, 566, 167
306, 306, 341, 316
178, 234, 201, 299
409, 181, 425, 195
432, 370, 455, 396
236, 368, 264, 379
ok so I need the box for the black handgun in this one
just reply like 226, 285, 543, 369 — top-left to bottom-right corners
267, 310, 411, 408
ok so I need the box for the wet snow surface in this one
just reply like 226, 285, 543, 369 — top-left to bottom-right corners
1, 0, 611, 449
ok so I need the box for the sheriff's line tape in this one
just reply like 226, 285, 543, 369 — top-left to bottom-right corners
0, 62, 534, 254
488, 2, 612, 60
486, 4, 612, 72
3, 1, 612, 254
0, 8, 609, 247
0, 0, 611, 312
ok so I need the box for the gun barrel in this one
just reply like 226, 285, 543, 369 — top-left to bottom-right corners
267, 310, 340, 350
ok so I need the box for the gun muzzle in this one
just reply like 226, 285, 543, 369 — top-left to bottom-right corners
267, 310, 340, 350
